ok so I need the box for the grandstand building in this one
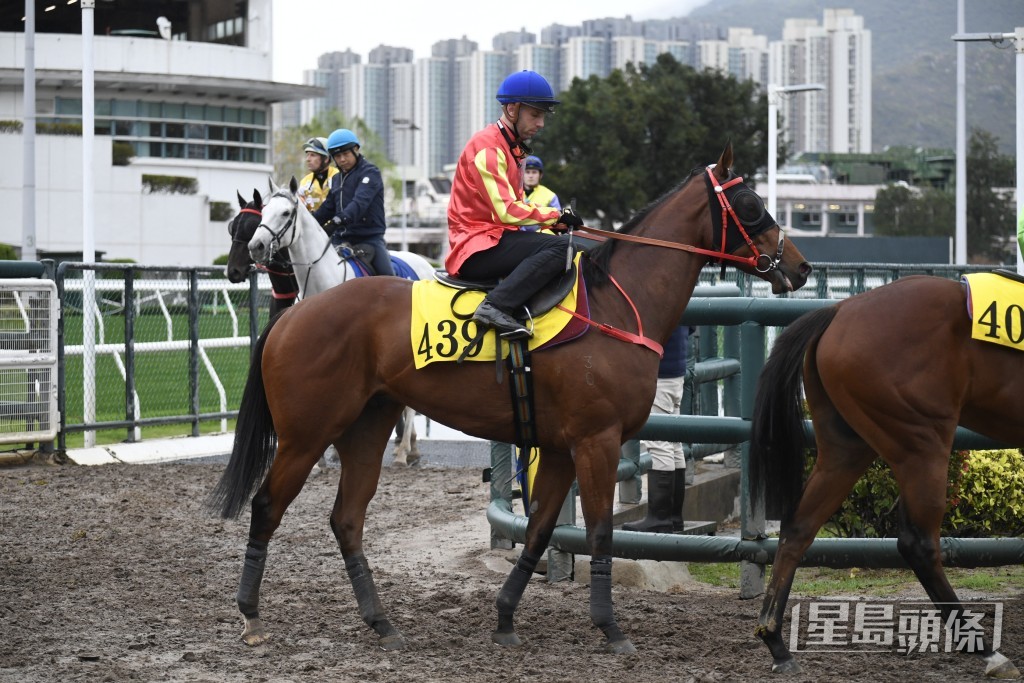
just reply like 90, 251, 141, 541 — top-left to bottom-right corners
0, 0, 320, 265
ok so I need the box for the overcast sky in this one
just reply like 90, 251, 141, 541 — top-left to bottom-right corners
271, 0, 712, 84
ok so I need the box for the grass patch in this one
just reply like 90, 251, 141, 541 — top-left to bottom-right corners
59, 303, 260, 447
688, 562, 1024, 597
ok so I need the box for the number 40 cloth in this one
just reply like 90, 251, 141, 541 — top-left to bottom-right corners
962, 272, 1024, 352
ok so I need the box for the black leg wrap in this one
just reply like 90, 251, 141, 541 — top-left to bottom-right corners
236, 538, 268, 619
495, 549, 540, 632
344, 553, 397, 637
590, 556, 625, 643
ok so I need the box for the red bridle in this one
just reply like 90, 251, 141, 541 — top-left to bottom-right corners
233, 206, 298, 294
569, 167, 779, 272
553, 168, 786, 357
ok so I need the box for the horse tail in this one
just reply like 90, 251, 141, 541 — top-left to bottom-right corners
207, 313, 284, 519
750, 305, 838, 525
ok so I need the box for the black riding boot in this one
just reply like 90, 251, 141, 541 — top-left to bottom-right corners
670, 468, 687, 533
622, 470, 673, 533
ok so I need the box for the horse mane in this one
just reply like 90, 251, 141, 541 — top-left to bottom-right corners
580, 167, 705, 287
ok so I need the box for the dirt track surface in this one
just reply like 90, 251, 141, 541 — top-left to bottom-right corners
2, 461, 1022, 682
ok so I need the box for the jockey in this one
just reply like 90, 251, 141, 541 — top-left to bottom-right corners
522, 155, 561, 211
313, 128, 395, 276
296, 136, 338, 212
446, 70, 583, 338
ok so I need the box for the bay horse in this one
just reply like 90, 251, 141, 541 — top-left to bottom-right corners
225, 185, 435, 465
750, 275, 1024, 678
227, 189, 298, 318
208, 144, 811, 653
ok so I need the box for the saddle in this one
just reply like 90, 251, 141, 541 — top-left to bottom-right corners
334, 242, 376, 275
993, 268, 1024, 286
434, 260, 579, 321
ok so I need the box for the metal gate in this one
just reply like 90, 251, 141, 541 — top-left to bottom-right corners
0, 279, 59, 444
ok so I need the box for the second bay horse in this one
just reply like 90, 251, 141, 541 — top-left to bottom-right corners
750, 275, 1024, 679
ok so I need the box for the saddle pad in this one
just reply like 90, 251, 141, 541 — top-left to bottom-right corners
962, 273, 1024, 351
391, 255, 419, 280
410, 254, 587, 369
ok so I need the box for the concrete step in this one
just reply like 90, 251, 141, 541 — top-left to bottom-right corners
613, 462, 740, 529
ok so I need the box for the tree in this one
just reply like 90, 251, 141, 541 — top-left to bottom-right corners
534, 54, 767, 227
966, 129, 1015, 263
874, 184, 955, 238
874, 129, 1014, 264
272, 111, 394, 189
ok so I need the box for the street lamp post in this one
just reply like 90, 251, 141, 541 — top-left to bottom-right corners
953, 20, 1024, 274
767, 83, 824, 223
392, 118, 419, 252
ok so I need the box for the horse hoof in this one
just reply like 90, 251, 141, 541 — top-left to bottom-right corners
240, 618, 269, 646
491, 630, 522, 647
772, 657, 801, 675
391, 459, 408, 468
985, 653, 1021, 679
378, 633, 407, 651
605, 639, 636, 655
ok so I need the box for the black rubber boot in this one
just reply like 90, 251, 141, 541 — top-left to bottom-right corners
622, 470, 673, 533
670, 468, 687, 533
473, 300, 531, 338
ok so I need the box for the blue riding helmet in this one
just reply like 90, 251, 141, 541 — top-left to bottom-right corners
524, 155, 544, 172
303, 136, 330, 158
327, 128, 360, 155
496, 70, 560, 113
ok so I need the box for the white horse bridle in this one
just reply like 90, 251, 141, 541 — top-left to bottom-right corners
253, 190, 341, 293
255, 191, 300, 256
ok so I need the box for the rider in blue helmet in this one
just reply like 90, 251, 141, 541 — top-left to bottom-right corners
326, 128, 360, 155
446, 70, 582, 338
494, 70, 560, 157
522, 155, 561, 212
313, 128, 395, 276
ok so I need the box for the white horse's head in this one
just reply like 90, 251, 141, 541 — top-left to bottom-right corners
248, 177, 301, 264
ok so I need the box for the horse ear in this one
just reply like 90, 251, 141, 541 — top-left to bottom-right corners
268, 176, 280, 193
253, 188, 263, 206
714, 142, 734, 180
289, 176, 299, 194
237, 191, 246, 209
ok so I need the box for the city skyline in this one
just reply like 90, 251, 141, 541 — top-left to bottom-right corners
271, 0, 706, 84
285, 8, 870, 184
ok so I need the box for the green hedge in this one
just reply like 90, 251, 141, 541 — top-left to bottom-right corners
112, 141, 134, 166
0, 121, 84, 135
821, 449, 1024, 538
209, 201, 233, 221
142, 174, 198, 195
945, 449, 1024, 537
38, 122, 83, 136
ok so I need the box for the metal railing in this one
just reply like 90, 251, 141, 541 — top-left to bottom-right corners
488, 284, 1022, 594
55, 262, 268, 450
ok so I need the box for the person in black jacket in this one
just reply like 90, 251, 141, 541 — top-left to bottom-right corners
313, 128, 395, 276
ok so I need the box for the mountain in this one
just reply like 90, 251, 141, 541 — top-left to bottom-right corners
688, 0, 1023, 154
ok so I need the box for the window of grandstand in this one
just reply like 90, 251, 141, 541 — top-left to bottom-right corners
53, 97, 268, 164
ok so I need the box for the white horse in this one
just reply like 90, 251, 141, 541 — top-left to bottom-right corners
248, 176, 436, 466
